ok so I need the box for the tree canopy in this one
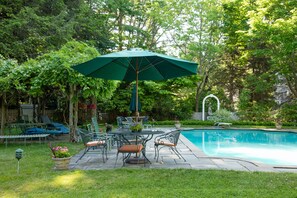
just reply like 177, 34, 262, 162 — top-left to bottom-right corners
0, 0, 296, 128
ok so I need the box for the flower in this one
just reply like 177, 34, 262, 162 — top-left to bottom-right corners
50, 145, 71, 158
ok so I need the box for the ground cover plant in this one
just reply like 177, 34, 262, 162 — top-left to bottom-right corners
1, 143, 297, 197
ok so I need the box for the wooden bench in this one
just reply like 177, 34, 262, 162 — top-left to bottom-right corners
214, 122, 232, 127
0, 134, 50, 147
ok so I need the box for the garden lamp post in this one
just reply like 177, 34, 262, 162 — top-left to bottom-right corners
15, 148, 23, 174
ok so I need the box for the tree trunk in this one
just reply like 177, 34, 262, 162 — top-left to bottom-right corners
195, 73, 208, 112
118, 11, 123, 51
73, 86, 79, 142
0, 93, 6, 139
91, 96, 97, 118
69, 84, 74, 142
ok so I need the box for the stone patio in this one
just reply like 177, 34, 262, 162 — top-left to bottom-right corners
69, 128, 297, 173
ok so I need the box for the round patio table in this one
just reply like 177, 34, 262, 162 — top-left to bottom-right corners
110, 129, 165, 164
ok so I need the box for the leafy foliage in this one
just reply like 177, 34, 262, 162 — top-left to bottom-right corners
279, 100, 297, 122
0, 55, 18, 93
207, 108, 238, 122
1, 0, 297, 123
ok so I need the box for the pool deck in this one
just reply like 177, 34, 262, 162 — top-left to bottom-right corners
70, 127, 297, 173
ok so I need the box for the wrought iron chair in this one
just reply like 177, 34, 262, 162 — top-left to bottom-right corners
114, 135, 145, 167
76, 128, 108, 163
91, 117, 114, 150
142, 116, 152, 129
154, 130, 186, 162
116, 116, 133, 129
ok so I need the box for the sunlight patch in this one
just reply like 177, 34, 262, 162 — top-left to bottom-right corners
52, 171, 87, 188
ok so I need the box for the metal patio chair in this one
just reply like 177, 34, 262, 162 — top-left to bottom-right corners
76, 128, 108, 163
154, 130, 186, 162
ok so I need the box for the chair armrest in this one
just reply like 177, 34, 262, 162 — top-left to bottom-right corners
154, 130, 180, 144
154, 131, 172, 141
91, 133, 108, 141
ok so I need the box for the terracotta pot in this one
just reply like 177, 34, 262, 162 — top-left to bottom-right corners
52, 157, 71, 170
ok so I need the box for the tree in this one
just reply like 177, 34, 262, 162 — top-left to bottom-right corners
22, 41, 117, 141
0, 0, 112, 63
248, 0, 297, 98
167, 0, 223, 112
0, 56, 18, 136
102, 0, 181, 51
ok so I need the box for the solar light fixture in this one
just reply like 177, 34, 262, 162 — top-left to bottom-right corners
15, 148, 23, 174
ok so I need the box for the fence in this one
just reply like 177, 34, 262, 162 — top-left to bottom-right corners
0, 109, 55, 123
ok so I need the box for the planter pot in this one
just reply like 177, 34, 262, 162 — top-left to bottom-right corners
52, 157, 71, 170
175, 123, 181, 129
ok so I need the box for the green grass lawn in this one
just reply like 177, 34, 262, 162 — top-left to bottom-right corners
1, 142, 297, 197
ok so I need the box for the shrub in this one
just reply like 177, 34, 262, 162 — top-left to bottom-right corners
207, 108, 238, 122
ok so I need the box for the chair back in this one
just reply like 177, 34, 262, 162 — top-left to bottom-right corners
167, 130, 181, 146
91, 117, 101, 133
87, 124, 94, 132
40, 115, 52, 124
116, 116, 124, 127
125, 117, 134, 124
142, 116, 149, 123
78, 128, 105, 143
77, 128, 92, 145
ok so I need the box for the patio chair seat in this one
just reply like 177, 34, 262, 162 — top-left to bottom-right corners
118, 144, 143, 153
154, 140, 175, 147
86, 140, 105, 147
115, 143, 145, 167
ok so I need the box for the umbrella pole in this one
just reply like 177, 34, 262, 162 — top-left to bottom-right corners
136, 67, 139, 123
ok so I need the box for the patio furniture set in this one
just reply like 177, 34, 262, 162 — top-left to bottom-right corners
75, 116, 186, 167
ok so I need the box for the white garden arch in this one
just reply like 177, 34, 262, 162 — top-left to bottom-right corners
202, 94, 220, 121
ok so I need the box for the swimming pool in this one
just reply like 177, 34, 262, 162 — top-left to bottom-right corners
182, 129, 297, 166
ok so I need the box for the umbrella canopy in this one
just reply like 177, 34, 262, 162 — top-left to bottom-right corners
72, 48, 198, 120
129, 85, 141, 112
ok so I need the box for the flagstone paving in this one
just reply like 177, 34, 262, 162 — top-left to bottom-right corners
69, 128, 297, 173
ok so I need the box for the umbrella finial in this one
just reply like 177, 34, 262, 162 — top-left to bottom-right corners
128, 48, 143, 51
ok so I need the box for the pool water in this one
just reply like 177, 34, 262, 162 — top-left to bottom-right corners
182, 129, 297, 166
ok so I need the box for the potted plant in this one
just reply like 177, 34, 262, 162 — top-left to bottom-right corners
130, 123, 143, 132
49, 144, 72, 170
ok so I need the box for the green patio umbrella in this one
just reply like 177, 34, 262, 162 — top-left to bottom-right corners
72, 48, 197, 121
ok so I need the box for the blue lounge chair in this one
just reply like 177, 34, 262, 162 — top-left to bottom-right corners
40, 115, 69, 134
23, 127, 64, 135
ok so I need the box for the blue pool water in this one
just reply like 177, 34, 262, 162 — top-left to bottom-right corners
182, 129, 297, 166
